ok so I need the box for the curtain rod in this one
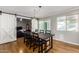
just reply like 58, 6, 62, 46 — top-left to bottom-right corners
0, 11, 32, 19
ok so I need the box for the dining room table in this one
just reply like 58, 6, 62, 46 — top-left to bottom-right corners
24, 31, 55, 53
37, 33, 55, 52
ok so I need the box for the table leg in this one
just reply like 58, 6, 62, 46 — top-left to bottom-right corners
51, 36, 53, 48
49, 37, 51, 46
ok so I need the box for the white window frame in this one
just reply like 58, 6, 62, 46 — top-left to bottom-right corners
57, 14, 79, 32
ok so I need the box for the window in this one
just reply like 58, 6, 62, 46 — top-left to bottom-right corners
67, 15, 78, 31
39, 21, 44, 30
57, 15, 78, 32
57, 16, 66, 31
39, 20, 51, 30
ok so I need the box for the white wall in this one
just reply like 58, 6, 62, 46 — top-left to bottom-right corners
50, 16, 79, 45
41, 10, 79, 45
0, 13, 16, 44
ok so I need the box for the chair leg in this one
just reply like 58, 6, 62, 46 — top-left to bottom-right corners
29, 41, 32, 49
29, 44, 31, 49
40, 45, 43, 53
33, 44, 35, 52
24, 38, 25, 43
38, 46, 40, 53
24, 36, 26, 43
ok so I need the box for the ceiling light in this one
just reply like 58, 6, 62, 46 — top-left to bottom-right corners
38, 6, 42, 8
33, 6, 42, 19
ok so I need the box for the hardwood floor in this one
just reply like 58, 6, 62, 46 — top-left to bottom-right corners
0, 37, 79, 53
53, 40, 79, 53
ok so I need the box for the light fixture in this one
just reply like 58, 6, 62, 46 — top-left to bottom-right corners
33, 6, 42, 19
38, 6, 42, 8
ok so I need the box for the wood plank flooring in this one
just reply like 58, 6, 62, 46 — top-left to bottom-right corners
53, 40, 79, 53
0, 37, 79, 53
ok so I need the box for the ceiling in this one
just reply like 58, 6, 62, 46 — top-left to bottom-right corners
0, 6, 78, 18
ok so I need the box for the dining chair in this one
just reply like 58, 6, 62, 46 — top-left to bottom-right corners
35, 29, 38, 32
40, 30, 44, 33
24, 31, 33, 49
45, 30, 51, 34
32, 32, 46, 53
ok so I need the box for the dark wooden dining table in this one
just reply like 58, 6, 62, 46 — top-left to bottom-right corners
24, 31, 55, 53
38, 33, 54, 52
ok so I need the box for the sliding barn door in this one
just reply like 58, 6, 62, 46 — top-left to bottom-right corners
0, 13, 16, 44
0, 14, 1, 42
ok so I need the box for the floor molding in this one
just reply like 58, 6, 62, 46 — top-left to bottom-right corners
53, 39, 79, 49
0, 40, 16, 45
53, 37, 79, 45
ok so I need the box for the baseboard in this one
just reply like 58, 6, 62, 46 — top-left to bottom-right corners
0, 40, 16, 45
53, 37, 79, 45
53, 39, 79, 48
